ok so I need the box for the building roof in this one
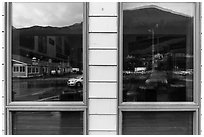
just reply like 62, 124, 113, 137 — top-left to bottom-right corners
12, 55, 32, 65
12, 54, 48, 66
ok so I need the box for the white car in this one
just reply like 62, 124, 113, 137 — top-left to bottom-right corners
145, 71, 168, 88
67, 75, 83, 87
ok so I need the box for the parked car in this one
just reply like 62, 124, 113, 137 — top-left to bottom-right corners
67, 75, 83, 87
51, 70, 56, 75
145, 70, 168, 89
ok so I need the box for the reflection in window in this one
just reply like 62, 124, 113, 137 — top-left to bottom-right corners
122, 111, 193, 135
12, 3, 83, 101
123, 3, 194, 102
12, 111, 83, 135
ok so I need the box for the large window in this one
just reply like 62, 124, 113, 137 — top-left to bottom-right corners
119, 2, 201, 135
11, 3, 84, 102
122, 3, 195, 102
5, 2, 87, 135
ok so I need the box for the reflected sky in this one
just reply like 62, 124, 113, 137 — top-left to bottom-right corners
13, 3, 83, 28
123, 3, 195, 17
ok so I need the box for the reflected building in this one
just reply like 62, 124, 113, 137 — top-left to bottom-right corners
123, 6, 194, 102
123, 6, 193, 73
12, 23, 83, 78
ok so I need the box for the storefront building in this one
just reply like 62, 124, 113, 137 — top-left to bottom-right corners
2, 2, 201, 135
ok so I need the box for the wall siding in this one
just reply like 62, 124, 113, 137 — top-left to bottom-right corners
89, 50, 117, 65
89, 83, 117, 98
88, 2, 118, 135
89, 115, 117, 130
89, 99, 117, 114
89, 131, 117, 135
89, 66, 117, 81
89, 33, 117, 49
89, 17, 117, 32
89, 2, 117, 16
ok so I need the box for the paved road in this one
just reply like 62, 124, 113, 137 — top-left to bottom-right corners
12, 75, 82, 101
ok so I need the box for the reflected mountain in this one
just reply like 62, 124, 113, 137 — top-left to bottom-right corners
13, 22, 82, 36
123, 6, 193, 57
123, 6, 194, 102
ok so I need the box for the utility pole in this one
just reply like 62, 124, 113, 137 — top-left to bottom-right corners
148, 24, 158, 72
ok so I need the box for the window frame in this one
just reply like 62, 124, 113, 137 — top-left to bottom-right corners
5, 2, 89, 135
118, 108, 199, 135
6, 2, 88, 106
7, 107, 87, 135
118, 2, 201, 135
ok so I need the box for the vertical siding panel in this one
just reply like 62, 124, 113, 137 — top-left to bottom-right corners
89, 66, 117, 81
88, 2, 118, 135
89, 131, 117, 135
89, 83, 117, 98
89, 17, 117, 32
89, 115, 117, 130
89, 99, 117, 114
89, 3, 117, 16
89, 33, 117, 49
89, 50, 117, 65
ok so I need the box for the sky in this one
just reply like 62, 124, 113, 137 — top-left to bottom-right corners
12, 2, 195, 28
123, 2, 195, 17
12, 3, 83, 28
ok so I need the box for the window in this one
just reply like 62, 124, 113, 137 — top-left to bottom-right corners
12, 111, 83, 135
4, 2, 201, 135
119, 2, 201, 135
19, 66, 24, 72
38, 36, 47, 53
32, 67, 35, 73
28, 67, 31, 74
16, 66, 19, 72
122, 3, 195, 102
5, 2, 87, 135
35, 68, 38, 73
49, 38, 55, 45
11, 2, 85, 102
122, 111, 194, 135
13, 66, 18, 72
22, 66, 25, 72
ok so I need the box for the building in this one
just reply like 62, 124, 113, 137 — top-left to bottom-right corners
12, 24, 83, 77
1, 2, 202, 135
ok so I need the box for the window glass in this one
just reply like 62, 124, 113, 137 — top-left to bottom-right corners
19, 66, 23, 72
16, 66, 19, 72
12, 111, 83, 135
122, 3, 195, 102
12, 3, 83, 101
122, 111, 193, 135
22, 66, 25, 72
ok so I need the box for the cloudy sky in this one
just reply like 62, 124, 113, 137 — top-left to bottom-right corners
123, 3, 195, 17
12, 3, 83, 28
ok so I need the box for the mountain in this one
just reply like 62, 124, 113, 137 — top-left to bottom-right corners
123, 6, 193, 35
123, 6, 193, 56
13, 22, 83, 36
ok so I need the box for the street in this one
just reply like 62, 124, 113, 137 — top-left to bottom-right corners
12, 75, 83, 101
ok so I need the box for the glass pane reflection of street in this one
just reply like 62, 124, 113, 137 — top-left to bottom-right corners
123, 4, 194, 102
12, 3, 83, 101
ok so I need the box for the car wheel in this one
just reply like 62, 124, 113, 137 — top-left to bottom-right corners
76, 82, 82, 87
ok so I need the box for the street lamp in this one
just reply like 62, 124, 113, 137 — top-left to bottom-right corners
148, 24, 158, 71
